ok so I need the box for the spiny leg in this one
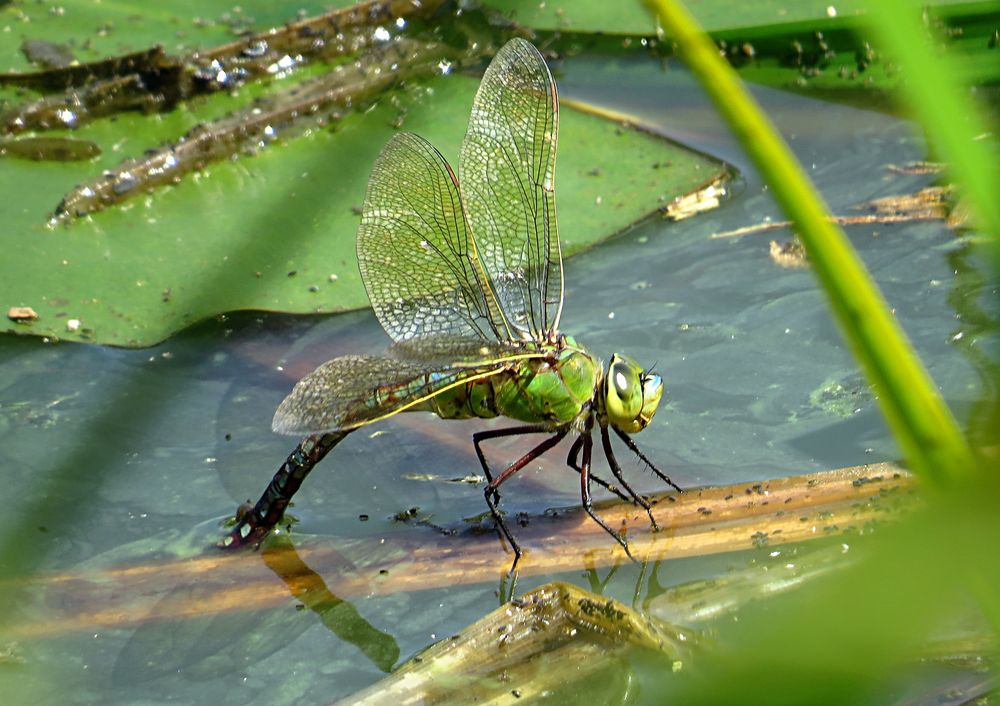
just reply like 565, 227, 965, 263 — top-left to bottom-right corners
474, 424, 552, 504
579, 430, 634, 561
613, 426, 683, 492
566, 435, 632, 503
474, 425, 568, 573
601, 425, 659, 530
474, 424, 552, 502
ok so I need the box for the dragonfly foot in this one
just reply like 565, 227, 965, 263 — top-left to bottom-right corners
618, 534, 638, 564
234, 501, 254, 523
507, 552, 522, 578
499, 565, 520, 603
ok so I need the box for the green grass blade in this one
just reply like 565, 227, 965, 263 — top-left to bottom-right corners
646, 0, 976, 485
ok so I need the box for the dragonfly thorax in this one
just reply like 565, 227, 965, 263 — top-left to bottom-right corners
601, 353, 664, 434
491, 340, 601, 428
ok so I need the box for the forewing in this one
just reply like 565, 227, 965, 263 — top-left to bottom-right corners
459, 38, 564, 341
357, 132, 510, 343
272, 355, 506, 435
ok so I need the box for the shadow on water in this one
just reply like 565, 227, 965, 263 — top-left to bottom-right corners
110, 537, 398, 691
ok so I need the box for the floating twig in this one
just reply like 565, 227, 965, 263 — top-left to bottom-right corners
50, 38, 459, 222
0, 0, 447, 134
711, 186, 956, 239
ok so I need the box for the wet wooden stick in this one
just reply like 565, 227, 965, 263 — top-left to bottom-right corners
6, 462, 915, 640
51, 39, 451, 222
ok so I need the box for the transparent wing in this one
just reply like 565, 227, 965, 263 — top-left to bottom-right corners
357, 132, 512, 343
272, 338, 545, 435
459, 38, 564, 341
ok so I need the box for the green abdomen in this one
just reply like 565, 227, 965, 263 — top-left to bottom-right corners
428, 345, 600, 427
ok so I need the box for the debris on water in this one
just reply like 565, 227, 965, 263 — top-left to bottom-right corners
0, 46, 168, 94
393, 507, 420, 521
806, 374, 871, 418
7, 306, 38, 322
403, 473, 439, 482
0, 642, 25, 665
660, 179, 726, 221
857, 185, 954, 221
21, 39, 77, 69
769, 238, 808, 268
1, 53, 180, 135
0, 136, 101, 161
715, 183, 958, 240
448, 474, 485, 484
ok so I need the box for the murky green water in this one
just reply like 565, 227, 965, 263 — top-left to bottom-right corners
0, 54, 995, 704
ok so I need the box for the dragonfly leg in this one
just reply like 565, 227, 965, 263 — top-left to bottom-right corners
221, 431, 348, 549
473, 424, 552, 505
474, 425, 568, 573
566, 434, 582, 469
601, 425, 659, 531
566, 435, 631, 503
612, 427, 683, 492
579, 430, 634, 561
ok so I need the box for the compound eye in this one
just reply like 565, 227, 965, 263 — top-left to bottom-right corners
611, 362, 642, 409
612, 361, 638, 401
641, 372, 662, 399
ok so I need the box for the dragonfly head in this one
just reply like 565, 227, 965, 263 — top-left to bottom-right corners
603, 354, 664, 434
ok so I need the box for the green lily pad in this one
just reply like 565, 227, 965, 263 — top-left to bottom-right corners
0, 9, 726, 346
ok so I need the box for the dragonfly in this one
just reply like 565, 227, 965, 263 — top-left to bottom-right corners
222, 38, 681, 571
